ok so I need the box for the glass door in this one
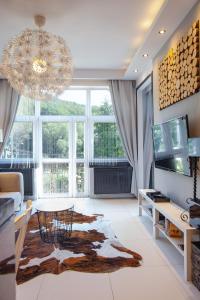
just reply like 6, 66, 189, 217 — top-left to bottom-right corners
39, 119, 88, 198
40, 121, 71, 197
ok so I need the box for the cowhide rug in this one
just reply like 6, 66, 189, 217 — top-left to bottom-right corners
1, 211, 142, 284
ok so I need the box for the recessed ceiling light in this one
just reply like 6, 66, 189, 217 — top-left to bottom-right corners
143, 53, 148, 58
134, 69, 138, 73
158, 29, 166, 35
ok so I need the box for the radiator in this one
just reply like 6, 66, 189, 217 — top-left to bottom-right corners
89, 162, 133, 197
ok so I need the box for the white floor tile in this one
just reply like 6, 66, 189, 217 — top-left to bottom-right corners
101, 211, 132, 222
169, 265, 200, 300
37, 272, 113, 300
16, 275, 44, 300
111, 217, 152, 241
109, 266, 192, 300
121, 238, 168, 268
92, 198, 137, 213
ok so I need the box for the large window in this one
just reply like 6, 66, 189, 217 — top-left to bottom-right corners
2, 122, 33, 160
1, 87, 125, 197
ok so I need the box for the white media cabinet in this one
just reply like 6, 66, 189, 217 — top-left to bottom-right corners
138, 189, 199, 281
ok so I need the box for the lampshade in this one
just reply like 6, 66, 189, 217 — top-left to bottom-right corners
0, 15, 73, 101
0, 129, 3, 143
188, 138, 200, 157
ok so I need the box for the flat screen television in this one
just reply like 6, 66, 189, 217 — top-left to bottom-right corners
152, 115, 191, 176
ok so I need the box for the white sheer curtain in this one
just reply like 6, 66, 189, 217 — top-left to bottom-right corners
90, 122, 125, 167
0, 79, 20, 156
109, 80, 138, 195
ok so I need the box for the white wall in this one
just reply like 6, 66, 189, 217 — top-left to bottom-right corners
153, 2, 200, 208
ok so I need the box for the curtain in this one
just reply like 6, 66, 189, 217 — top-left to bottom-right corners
109, 80, 138, 195
143, 87, 153, 188
0, 79, 20, 156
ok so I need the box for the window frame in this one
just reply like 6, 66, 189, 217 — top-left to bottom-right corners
2, 86, 126, 197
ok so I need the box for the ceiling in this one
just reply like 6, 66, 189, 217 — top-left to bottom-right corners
0, 0, 198, 80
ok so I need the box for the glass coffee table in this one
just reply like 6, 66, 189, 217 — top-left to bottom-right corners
35, 199, 74, 244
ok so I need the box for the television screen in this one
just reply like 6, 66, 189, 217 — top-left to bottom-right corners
152, 115, 191, 176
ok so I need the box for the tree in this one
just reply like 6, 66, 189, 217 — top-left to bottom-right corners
42, 123, 69, 158
41, 99, 85, 116
93, 101, 124, 159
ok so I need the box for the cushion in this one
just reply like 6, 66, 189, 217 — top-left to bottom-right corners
0, 192, 22, 211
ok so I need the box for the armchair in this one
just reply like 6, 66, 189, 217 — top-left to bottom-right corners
0, 172, 24, 211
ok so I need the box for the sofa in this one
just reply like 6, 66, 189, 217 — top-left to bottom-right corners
0, 172, 24, 211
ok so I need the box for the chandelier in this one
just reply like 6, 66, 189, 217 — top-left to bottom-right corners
0, 15, 73, 100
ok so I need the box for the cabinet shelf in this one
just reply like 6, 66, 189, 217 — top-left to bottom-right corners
139, 204, 153, 221
138, 189, 199, 281
156, 223, 184, 256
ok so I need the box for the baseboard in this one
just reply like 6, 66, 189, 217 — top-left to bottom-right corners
90, 193, 135, 199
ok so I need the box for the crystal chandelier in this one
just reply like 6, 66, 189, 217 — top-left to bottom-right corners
0, 15, 73, 100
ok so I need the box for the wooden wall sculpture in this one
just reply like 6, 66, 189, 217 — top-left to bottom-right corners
158, 20, 200, 110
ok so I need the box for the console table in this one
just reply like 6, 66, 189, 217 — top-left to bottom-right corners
138, 189, 199, 281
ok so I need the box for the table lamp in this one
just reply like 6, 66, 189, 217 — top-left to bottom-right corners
188, 138, 200, 204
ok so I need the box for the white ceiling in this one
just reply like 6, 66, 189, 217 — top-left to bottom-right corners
0, 0, 198, 80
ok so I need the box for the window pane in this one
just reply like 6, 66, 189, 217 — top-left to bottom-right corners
76, 122, 84, 159
41, 90, 86, 115
17, 96, 35, 116
94, 123, 124, 159
1, 137, 12, 159
91, 90, 113, 116
76, 163, 84, 193
2, 122, 33, 159
43, 163, 69, 194
42, 122, 69, 158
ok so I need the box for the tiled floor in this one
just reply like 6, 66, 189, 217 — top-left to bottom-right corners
17, 198, 200, 300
